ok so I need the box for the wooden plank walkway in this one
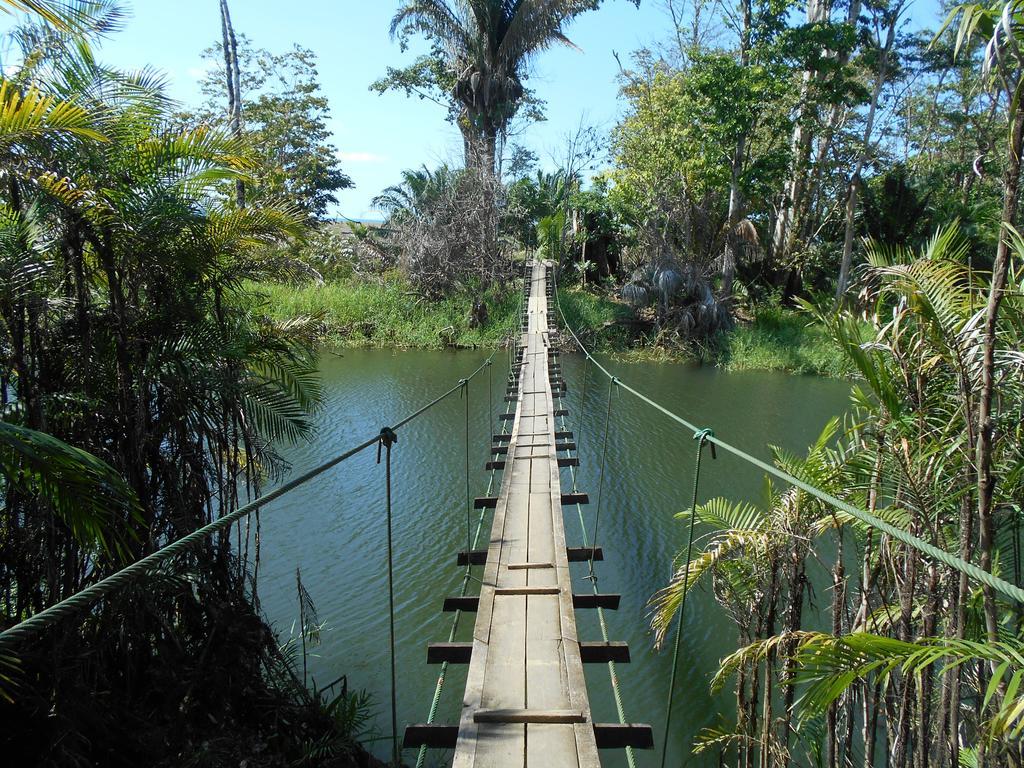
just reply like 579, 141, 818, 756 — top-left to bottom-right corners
452, 260, 599, 768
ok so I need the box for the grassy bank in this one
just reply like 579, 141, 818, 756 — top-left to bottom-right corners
252, 277, 849, 376
710, 304, 852, 377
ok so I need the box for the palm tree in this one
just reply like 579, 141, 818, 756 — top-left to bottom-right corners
390, 0, 618, 172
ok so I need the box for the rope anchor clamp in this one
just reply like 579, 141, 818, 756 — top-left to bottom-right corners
693, 427, 717, 460
377, 427, 398, 464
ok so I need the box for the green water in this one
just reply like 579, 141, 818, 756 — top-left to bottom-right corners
256, 348, 850, 767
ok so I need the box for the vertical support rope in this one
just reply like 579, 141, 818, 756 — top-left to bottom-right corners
377, 427, 400, 768
573, 355, 591, 493
487, 358, 493, 445
660, 428, 715, 768
462, 378, 471, 558
588, 376, 618, 579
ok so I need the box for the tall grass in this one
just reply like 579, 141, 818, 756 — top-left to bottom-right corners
251, 275, 519, 348
252, 276, 850, 377
711, 304, 852, 376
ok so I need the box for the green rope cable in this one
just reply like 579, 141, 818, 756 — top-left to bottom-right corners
549, 270, 1024, 606
0, 352, 501, 650
661, 429, 713, 768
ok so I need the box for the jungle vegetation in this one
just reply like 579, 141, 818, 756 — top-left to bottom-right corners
0, 1, 370, 765
2, 0, 1024, 767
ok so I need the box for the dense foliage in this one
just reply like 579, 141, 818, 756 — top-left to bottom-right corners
0, 5, 367, 765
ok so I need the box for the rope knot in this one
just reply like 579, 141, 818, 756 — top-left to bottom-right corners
693, 428, 716, 459
377, 427, 398, 464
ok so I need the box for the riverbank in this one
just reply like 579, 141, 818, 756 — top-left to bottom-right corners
251, 277, 849, 376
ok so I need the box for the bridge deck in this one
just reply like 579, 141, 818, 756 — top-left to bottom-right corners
452, 261, 600, 767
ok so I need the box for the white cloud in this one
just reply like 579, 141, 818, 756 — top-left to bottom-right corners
338, 151, 387, 164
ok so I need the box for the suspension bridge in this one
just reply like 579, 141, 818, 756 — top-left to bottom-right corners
4, 261, 1024, 768
400, 260, 651, 766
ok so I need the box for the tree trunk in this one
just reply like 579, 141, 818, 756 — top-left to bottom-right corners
771, 0, 831, 262
722, 0, 752, 301
976, 101, 1024, 648
835, 4, 899, 304
220, 0, 245, 208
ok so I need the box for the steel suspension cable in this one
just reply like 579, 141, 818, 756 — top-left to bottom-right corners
0, 352, 501, 650
661, 429, 713, 768
548, 269, 1024, 606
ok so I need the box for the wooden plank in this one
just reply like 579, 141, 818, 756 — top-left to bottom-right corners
474, 496, 499, 509
404, 724, 458, 749
561, 493, 589, 505
474, 709, 586, 724
579, 641, 630, 663
443, 596, 479, 612
427, 642, 472, 663
572, 593, 621, 610
458, 546, 601, 566
593, 724, 655, 749
566, 546, 603, 562
494, 586, 559, 595
506, 561, 554, 570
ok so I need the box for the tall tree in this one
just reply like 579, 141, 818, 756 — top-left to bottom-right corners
835, 0, 907, 302
219, 0, 244, 207
388, 0, 636, 174
194, 39, 352, 219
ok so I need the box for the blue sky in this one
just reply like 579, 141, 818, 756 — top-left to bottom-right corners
5, 1, 945, 219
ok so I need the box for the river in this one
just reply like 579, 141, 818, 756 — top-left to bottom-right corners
255, 348, 850, 767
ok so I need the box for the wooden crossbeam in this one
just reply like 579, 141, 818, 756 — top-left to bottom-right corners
579, 641, 630, 663
573, 593, 621, 610
442, 592, 618, 613
594, 724, 655, 749
485, 460, 505, 471
404, 724, 458, 749
558, 457, 580, 467
456, 546, 602, 566
561, 492, 589, 505
567, 546, 603, 561
474, 709, 586, 724
556, 442, 577, 451
427, 642, 471, 664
